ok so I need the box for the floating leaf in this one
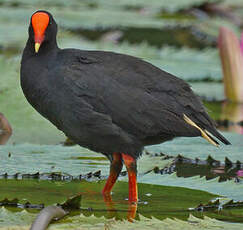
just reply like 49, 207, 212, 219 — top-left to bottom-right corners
144, 153, 242, 182
192, 198, 243, 219
2, 209, 243, 230
190, 82, 224, 101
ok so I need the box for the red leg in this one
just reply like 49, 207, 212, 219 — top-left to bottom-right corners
102, 153, 123, 196
121, 153, 138, 203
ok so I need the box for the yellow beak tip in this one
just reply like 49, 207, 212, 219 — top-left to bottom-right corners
35, 43, 41, 53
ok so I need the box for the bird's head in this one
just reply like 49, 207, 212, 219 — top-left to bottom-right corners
29, 10, 57, 53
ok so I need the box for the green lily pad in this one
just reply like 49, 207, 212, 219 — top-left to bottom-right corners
1, 178, 243, 228
0, 178, 217, 219
1, 211, 243, 230
146, 132, 243, 163
190, 82, 224, 101
51, 214, 243, 230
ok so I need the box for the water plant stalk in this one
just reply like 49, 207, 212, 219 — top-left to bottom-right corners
218, 27, 243, 103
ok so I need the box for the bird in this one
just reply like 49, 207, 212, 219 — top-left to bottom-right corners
21, 10, 231, 204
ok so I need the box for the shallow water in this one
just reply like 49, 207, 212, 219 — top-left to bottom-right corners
1, 178, 243, 226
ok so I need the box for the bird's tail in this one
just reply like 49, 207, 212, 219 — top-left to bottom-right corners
183, 114, 231, 146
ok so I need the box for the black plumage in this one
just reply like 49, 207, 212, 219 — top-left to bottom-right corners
21, 11, 230, 161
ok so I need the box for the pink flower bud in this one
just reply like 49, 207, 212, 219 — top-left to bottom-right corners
218, 27, 243, 102
237, 170, 243, 177
241, 32, 243, 55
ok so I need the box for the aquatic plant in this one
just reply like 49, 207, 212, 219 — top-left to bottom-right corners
218, 27, 243, 103
0, 113, 12, 145
237, 169, 243, 177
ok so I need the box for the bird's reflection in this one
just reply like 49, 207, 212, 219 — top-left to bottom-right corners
103, 193, 137, 221
220, 101, 243, 134
0, 113, 12, 145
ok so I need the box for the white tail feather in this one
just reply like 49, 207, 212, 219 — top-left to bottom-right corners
183, 114, 219, 147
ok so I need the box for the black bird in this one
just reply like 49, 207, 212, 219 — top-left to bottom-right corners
21, 11, 230, 203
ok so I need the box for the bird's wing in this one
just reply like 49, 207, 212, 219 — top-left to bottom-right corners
107, 52, 229, 145
60, 50, 229, 145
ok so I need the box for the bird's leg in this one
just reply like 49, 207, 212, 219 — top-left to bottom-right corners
121, 153, 138, 221
102, 152, 123, 197
121, 153, 138, 203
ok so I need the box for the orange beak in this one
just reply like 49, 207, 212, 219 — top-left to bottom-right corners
31, 12, 49, 53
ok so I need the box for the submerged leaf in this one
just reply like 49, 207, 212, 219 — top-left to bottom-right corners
193, 198, 243, 211
145, 153, 242, 182
0, 198, 19, 207
60, 194, 82, 210
220, 102, 243, 134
